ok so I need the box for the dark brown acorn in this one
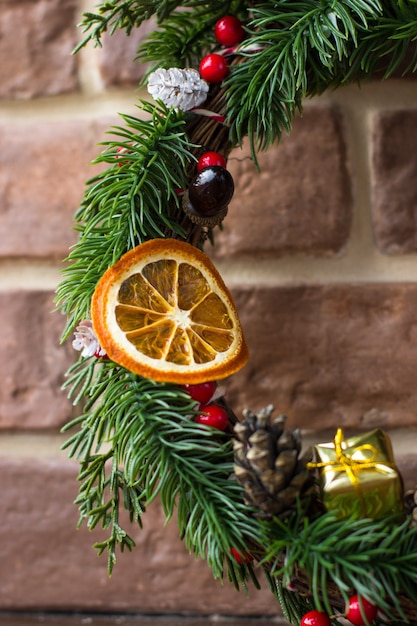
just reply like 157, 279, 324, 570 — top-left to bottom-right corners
187, 166, 234, 217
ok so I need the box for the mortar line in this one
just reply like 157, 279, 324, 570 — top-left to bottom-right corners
214, 256, 417, 287
3, 250, 417, 292
75, 0, 107, 96
0, 429, 415, 459
0, 68, 416, 124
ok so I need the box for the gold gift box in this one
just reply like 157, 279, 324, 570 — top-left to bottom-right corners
311, 428, 403, 519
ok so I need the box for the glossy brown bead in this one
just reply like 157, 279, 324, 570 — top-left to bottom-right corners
188, 166, 234, 216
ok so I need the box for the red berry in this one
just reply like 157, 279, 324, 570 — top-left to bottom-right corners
230, 547, 253, 564
214, 16, 245, 47
197, 151, 227, 172
346, 595, 378, 625
195, 404, 229, 431
300, 610, 332, 626
183, 381, 217, 405
199, 53, 229, 83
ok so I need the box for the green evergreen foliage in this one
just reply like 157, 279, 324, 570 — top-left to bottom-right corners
135, 1, 248, 68
58, 1, 417, 622
225, 0, 417, 158
55, 101, 193, 340
345, 2, 417, 79
225, 0, 382, 154
74, 0, 247, 53
263, 508, 417, 621
74, 0, 417, 160
266, 575, 317, 625
63, 357, 264, 581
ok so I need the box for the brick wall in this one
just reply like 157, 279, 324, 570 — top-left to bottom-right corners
1, 0, 417, 618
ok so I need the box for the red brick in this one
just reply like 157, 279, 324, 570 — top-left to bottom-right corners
371, 110, 417, 254
99, 21, 156, 87
0, 119, 113, 260
0, 458, 278, 615
0, 0, 78, 98
212, 107, 352, 259
222, 283, 417, 431
0, 291, 74, 429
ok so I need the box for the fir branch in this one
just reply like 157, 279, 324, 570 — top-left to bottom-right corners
62, 358, 264, 581
55, 101, 195, 341
73, 0, 178, 53
263, 509, 417, 621
225, 47, 303, 162
265, 573, 318, 625
341, 2, 417, 80
110, 382, 265, 584
87, 460, 141, 574
62, 363, 143, 573
62, 359, 193, 573
225, 0, 383, 159
136, 1, 248, 69
75, 0, 249, 53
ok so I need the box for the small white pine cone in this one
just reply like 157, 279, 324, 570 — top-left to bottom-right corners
147, 68, 209, 112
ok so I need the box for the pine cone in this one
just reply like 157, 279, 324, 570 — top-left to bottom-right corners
233, 405, 314, 519
147, 68, 209, 111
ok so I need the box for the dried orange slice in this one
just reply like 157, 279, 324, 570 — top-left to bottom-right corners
91, 238, 249, 383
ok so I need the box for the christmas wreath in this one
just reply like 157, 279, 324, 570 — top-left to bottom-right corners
56, 2, 417, 625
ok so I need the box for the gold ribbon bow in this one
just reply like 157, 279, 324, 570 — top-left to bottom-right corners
307, 428, 391, 488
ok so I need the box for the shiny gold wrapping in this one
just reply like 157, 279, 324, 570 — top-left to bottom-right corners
310, 428, 403, 519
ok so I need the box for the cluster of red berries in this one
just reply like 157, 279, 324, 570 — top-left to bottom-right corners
184, 15, 245, 217
301, 595, 378, 626
199, 15, 245, 84
183, 381, 229, 431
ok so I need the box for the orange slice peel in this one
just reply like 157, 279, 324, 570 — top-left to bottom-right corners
91, 238, 249, 383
